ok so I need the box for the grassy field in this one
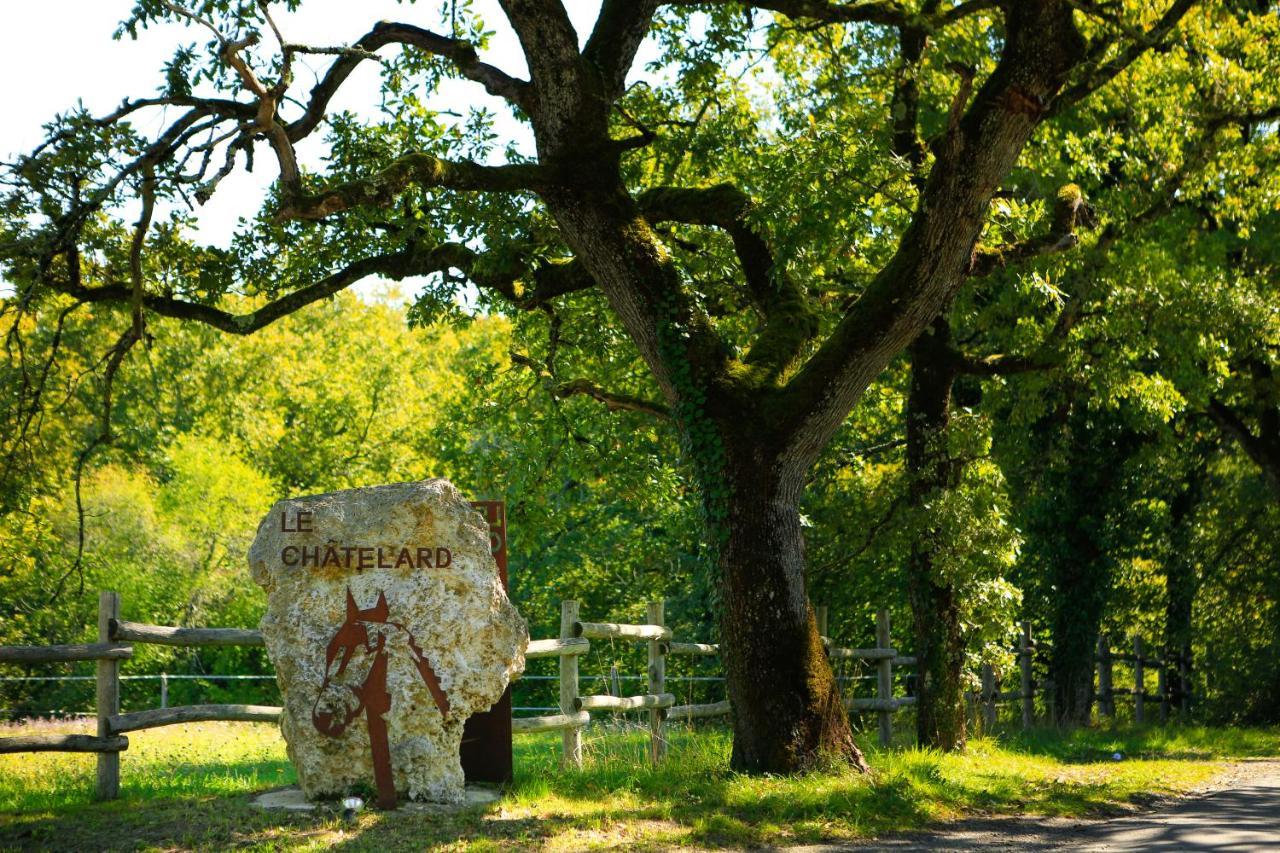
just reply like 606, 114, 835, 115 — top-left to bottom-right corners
1, 717, 1277, 851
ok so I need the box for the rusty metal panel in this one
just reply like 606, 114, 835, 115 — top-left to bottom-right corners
313, 588, 451, 809
463, 500, 513, 785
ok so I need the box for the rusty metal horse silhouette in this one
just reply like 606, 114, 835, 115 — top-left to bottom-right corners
312, 587, 450, 809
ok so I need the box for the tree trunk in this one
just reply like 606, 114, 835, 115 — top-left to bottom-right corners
1164, 554, 1195, 712
1048, 536, 1106, 725
716, 460, 869, 773
1022, 406, 1142, 726
1044, 456, 1116, 725
904, 319, 968, 750
1163, 468, 1204, 710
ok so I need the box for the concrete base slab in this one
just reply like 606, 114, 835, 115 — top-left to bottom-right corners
250, 785, 501, 814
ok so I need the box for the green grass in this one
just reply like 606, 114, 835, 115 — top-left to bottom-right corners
1, 718, 1276, 851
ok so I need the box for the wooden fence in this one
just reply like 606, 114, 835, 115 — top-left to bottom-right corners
529, 601, 919, 769
0, 592, 590, 798
972, 623, 1191, 730
0, 592, 1193, 797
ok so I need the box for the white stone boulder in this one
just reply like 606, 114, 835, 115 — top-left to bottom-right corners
248, 479, 526, 804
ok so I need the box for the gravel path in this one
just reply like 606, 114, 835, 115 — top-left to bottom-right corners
792, 760, 1280, 852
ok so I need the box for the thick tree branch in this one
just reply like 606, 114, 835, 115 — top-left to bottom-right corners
639, 184, 775, 304
968, 183, 1094, 277
584, 1, 661, 100
288, 20, 530, 142
889, 4, 936, 175
44, 252, 428, 334
497, 0, 583, 113
638, 184, 819, 381
41, 238, 595, 336
957, 351, 1055, 376
774, 1, 1087, 473
276, 155, 545, 220
438, 244, 598, 309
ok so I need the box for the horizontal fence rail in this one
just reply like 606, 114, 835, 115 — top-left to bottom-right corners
526, 637, 590, 659
573, 621, 672, 642
0, 734, 128, 754
511, 710, 590, 734
109, 703, 283, 734
0, 643, 132, 664
110, 620, 263, 647
668, 699, 732, 720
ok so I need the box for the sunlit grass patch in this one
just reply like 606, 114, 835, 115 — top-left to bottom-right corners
0, 717, 293, 816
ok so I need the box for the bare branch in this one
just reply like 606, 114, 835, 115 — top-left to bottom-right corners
156, 0, 228, 48
42, 237, 593, 336
553, 378, 671, 418
1048, 0, 1199, 117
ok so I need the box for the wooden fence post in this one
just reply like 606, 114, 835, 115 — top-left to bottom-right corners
96, 591, 121, 800
560, 600, 582, 769
160, 672, 169, 709
815, 605, 829, 641
1133, 636, 1145, 724
1020, 621, 1034, 729
1097, 634, 1113, 720
875, 610, 893, 747
980, 663, 996, 734
647, 601, 666, 763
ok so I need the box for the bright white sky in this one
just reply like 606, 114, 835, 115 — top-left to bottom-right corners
0, 1, 619, 261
